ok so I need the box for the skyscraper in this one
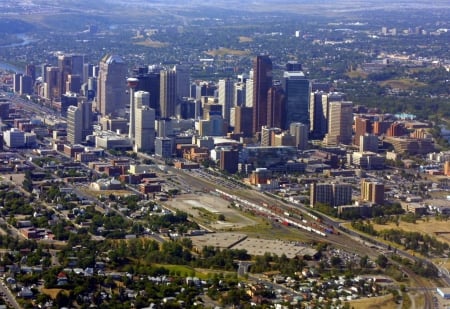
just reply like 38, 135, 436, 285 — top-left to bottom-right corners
175, 64, 190, 99
283, 70, 310, 129
290, 122, 309, 150
160, 69, 177, 118
97, 54, 128, 116
218, 78, 234, 124
234, 106, 253, 138
309, 91, 328, 139
252, 55, 272, 134
267, 84, 285, 129
325, 101, 353, 146
58, 54, 84, 94
45, 67, 61, 100
67, 101, 92, 145
135, 105, 155, 153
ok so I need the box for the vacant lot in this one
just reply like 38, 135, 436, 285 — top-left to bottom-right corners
164, 193, 259, 230
205, 48, 250, 57
371, 218, 450, 245
380, 78, 427, 90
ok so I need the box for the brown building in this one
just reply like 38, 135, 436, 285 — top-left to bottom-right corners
360, 179, 384, 205
252, 55, 272, 134
354, 116, 372, 146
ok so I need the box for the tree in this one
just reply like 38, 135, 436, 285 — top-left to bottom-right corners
376, 254, 388, 268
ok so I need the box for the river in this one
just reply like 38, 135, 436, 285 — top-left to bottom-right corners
0, 61, 23, 73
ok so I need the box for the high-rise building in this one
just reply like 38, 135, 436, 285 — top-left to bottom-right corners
267, 84, 285, 129
360, 134, 379, 152
97, 54, 128, 116
66, 74, 81, 94
310, 182, 352, 207
290, 122, 308, 150
220, 149, 239, 174
13, 73, 22, 93
309, 91, 328, 139
234, 82, 246, 107
135, 106, 155, 153
260, 126, 281, 146
252, 55, 272, 134
127, 78, 139, 141
155, 137, 173, 158
234, 106, 253, 137
58, 54, 84, 95
286, 61, 302, 72
160, 69, 177, 118
361, 179, 384, 205
67, 101, 92, 145
175, 64, 190, 99
134, 68, 161, 117
218, 78, 234, 123
245, 78, 254, 107
354, 116, 373, 146
19, 75, 33, 95
25, 64, 36, 82
283, 70, 310, 129
45, 67, 61, 100
324, 101, 353, 146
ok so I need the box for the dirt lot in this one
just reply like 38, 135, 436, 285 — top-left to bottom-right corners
163, 193, 259, 230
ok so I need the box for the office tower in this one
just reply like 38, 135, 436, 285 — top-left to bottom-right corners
286, 61, 302, 72
134, 68, 161, 117
66, 74, 81, 94
0, 102, 9, 120
309, 91, 328, 139
354, 116, 373, 146
360, 134, 379, 152
179, 97, 198, 119
310, 182, 352, 207
234, 106, 253, 137
135, 106, 155, 152
127, 78, 139, 141
203, 103, 222, 119
283, 70, 310, 128
220, 149, 239, 174
175, 64, 190, 99
261, 126, 281, 146
160, 69, 177, 118
273, 132, 296, 147
60, 93, 78, 117
134, 90, 150, 109
67, 101, 92, 144
58, 54, 84, 94
252, 55, 272, 134
218, 78, 234, 123
19, 75, 33, 95
155, 137, 173, 158
361, 179, 384, 205
83, 63, 94, 83
267, 84, 285, 129
45, 67, 61, 100
13, 73, 22, 93
199, 116, 225, 137
97, 54, 128, 116
25, 64, 36, 82
245, 78, 254, 107
290, 122, 308, 150
234, 82, 246, 107
325, 101, 353, 146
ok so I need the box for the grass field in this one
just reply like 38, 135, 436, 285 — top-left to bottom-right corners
134, 39, 168, 48
380, 79, 427, 90
239, 36, 253, 43
205, 48, 250, 57
153, 264, 236, 279
346, 69, 368, 79
349, 294, 397, 309
371, 218, 450, 245
41, 288, 65, 299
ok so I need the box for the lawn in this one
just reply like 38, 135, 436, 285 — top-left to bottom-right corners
153, 264, 236, 279
349, 294, 397, 309
380, 78, 427, 90
205, 48, 250, 57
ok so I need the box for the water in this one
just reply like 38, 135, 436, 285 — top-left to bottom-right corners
0, 61, 23, 73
